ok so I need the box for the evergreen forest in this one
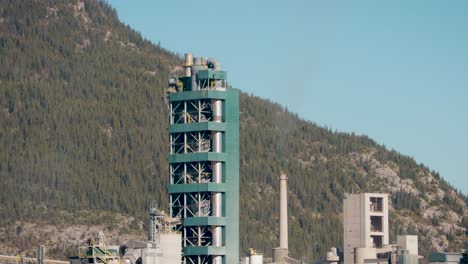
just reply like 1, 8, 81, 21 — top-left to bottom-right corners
0, 0, 466, 262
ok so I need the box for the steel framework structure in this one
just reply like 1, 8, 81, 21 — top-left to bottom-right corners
167, 66, 239, 264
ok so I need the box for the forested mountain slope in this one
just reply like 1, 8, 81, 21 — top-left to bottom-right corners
0, 0, 466, 262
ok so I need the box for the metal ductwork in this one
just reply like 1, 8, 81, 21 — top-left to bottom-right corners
201, 57, 208, 66
191, 57, 208, 91
184, 54, 222, 90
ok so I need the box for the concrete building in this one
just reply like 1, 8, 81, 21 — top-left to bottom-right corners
343, 193, 389, 264
167, 54, 239, 264
245, 249, 263, 264
121, 205, 181, 264
397, 235, 418, 256
122, 237, 181, 264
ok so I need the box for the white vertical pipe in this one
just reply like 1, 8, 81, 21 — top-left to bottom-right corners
212, 132, 222, 153
212, 162, 222, 248
183, 133, 186, 153
183, 101, 187, 123
170, 165, 173, 184
279, 172, 288, 250
212, 100, 222, 122
170, 103, 174, 124
170, 135, 173, 154
212, 98, 223, 253
213, 256, 222, 264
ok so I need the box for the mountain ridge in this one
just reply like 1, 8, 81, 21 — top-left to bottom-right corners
0, 0, 466, 262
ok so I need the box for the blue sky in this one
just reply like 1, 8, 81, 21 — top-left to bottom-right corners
110, 0, 468, 194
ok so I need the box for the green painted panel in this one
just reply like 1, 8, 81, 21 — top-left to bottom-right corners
196, 70, 227, 80
224, 88, 240, 264
166, 86, 239, 264
168, 183, 226, 193
428, 253, 446, 262
169, 90, 227, 102
177, 77, 191, 92
184, 246, 226, 256
169, 152, 226, 163
428, 253, 462, 262
183, 217, 226, 226
168, 122, 226, 133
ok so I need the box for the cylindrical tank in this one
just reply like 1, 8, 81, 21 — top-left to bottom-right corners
183, 54, 193, 77
183, 53, 193, 66
190, 58, 202, 91
184, 67, 191, 77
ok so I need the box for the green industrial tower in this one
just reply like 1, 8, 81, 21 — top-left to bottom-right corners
166, 54, 239, 264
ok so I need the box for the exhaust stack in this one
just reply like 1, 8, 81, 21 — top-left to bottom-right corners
279, 172, 288, 250
273, 172, 289, 263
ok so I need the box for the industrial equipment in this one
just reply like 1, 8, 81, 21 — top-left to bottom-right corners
166, 53, 240, 264
343, 193, 390, 264
271, 173, 302, 264
246, 249, 263, 264
70, 232, 120, 264
122, 204, 181, 264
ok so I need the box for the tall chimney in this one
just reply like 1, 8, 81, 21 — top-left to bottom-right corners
279, 172, 288, 250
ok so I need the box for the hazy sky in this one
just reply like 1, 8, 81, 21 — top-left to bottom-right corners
110, 0, 468, 194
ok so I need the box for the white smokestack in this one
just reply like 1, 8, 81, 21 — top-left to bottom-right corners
279, 172, 288, 250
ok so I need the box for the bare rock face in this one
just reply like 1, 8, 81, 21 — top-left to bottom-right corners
350, 151, 420, 195
0, 0, 466, 262
347, 151, 467, 253
0, 210, 146, 260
